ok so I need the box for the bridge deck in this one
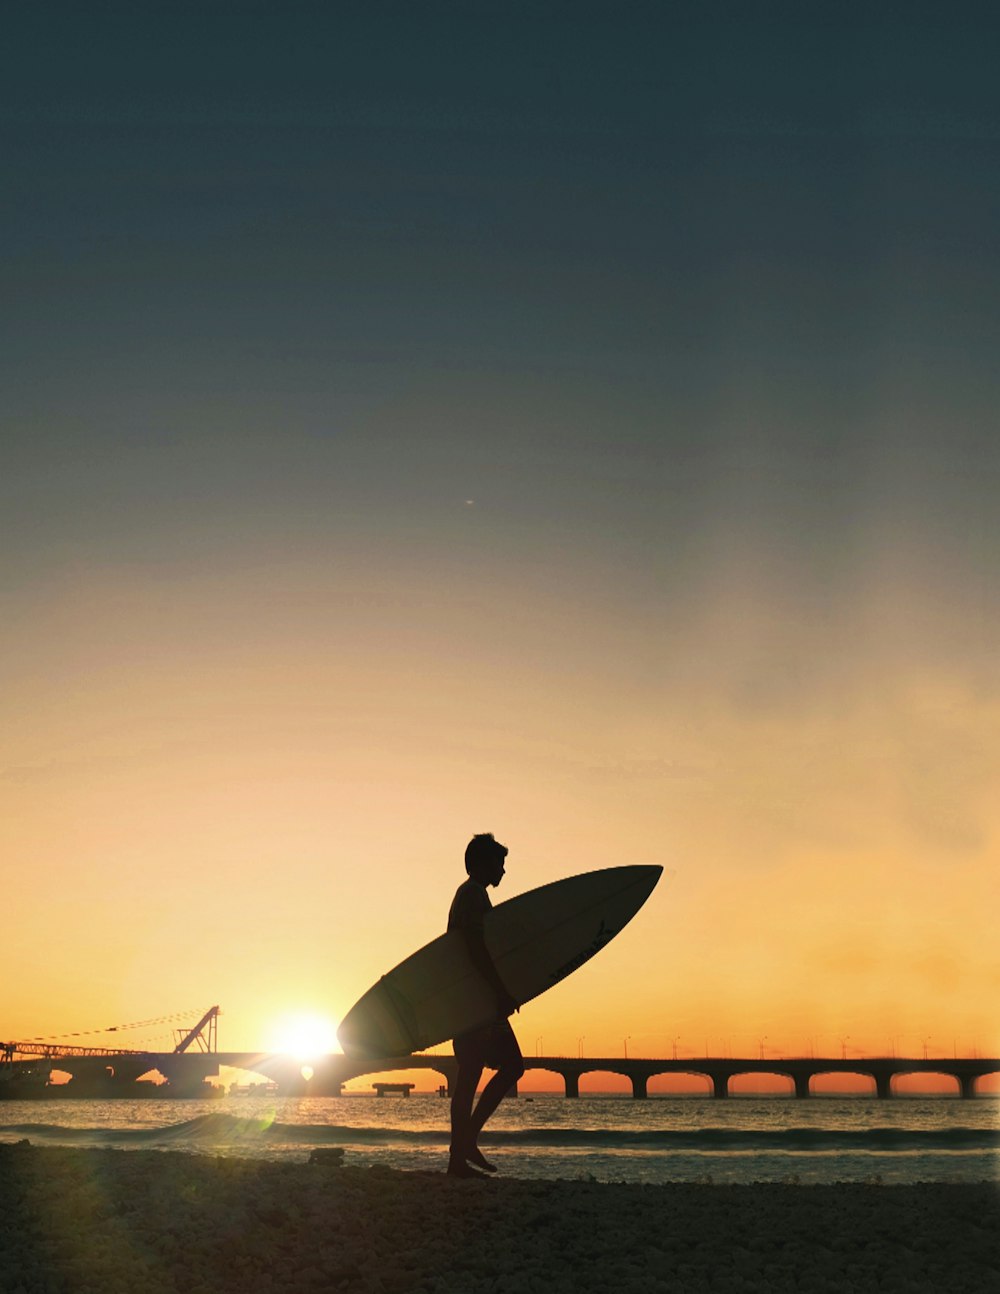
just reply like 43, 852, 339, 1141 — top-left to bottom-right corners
20, 1047, 999, 1098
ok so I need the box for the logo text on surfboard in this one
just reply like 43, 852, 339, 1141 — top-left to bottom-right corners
550, 920, 618, 982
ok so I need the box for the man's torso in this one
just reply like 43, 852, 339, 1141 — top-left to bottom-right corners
447, 877, 491, 932
447, 877, 519, 1064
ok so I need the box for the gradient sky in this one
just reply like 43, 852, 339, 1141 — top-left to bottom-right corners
3, 4, 998, 1079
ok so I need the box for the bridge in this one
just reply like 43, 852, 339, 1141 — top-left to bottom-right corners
6, 1009, 997, 1098
6, 1046, 999, 1099
515, 1056, 1000, 1100
210, 1052, 999, 1100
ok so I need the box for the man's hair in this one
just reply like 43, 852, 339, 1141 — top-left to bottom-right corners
465, 832, 508, 876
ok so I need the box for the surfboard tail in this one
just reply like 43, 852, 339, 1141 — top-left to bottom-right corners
337, 977, 419, 1060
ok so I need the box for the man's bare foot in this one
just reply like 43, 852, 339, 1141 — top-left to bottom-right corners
447, 1158, 489, 1178
466, 1146, 497, 1173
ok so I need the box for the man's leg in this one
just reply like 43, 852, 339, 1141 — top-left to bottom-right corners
468, 1042, 526, 1169
469, 1062, 522, 1141
448, 1055, 484, 1176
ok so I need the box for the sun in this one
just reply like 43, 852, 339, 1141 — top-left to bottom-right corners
268, 1011, 339, 1060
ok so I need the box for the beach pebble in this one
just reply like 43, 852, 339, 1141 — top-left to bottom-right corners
308, 1147, 346, 1166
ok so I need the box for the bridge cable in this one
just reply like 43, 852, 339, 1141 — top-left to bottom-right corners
28, 1007, 211, 1042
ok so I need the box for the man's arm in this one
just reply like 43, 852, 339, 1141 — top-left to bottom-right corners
461, 927, 518, 1017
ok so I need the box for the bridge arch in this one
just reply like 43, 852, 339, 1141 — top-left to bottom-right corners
891, 1070, 962, 1098
576, 1069, 642, 1098
518, 1063, 572, 1095
646, 1071, 713, 1096
345, 1065, 455, 1095
809, 1070, 877, 1097
726, 1070, 795, 1097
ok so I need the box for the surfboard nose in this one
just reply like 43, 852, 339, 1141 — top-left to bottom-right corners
622, 863, 664, 899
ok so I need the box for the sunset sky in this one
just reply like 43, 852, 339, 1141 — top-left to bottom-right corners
3, 5, 997, 1086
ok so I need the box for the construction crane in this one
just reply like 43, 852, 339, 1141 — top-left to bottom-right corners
172, 1005, 219, 1053
3, 1006, 220, 1060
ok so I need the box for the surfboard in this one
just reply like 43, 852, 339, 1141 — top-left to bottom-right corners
337, 865, 663, 1059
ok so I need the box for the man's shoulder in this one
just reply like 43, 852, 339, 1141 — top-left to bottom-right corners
451, 877, 490, 908
448, 877, 491, 929
452, 876, 486, 899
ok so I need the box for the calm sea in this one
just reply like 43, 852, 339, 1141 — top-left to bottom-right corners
2, 1093, 997, 1185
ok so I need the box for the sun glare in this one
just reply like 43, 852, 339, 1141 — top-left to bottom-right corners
268, 1011, 339, 1059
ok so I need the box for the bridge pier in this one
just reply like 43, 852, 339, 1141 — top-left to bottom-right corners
712, 1077, 729, 1098
564, 1073, 580, 1098
960, 1074, 978, 1099
794, 1074, 811, 1099
875, 1073, 893, 1100
631, 1074, 648, 1099
373, 1082, 413, 1097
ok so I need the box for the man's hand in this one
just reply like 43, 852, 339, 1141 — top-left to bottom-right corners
463, 927, 519, 1017
496, 990, 519, 1018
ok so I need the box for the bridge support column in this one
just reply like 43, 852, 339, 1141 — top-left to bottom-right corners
564, 1073, 579, 1098
631, 1074, 648, 1099
875, 1073, 893, 1099
433, 1069, 454, 1098
960, 1075, 978, 1099
794, 1075, 811, 1099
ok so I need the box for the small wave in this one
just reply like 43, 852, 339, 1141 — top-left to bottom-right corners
0, 1114, 288, 1146
4, 1116, 998, 1153
481, 1127, 1000, 1152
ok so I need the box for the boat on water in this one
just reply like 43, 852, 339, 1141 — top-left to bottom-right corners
0, 1055, 52, 1099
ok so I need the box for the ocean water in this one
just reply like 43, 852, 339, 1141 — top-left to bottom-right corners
2, 1093, 997, 1185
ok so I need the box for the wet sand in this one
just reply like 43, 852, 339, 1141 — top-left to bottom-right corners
1, 1144, 997, 1292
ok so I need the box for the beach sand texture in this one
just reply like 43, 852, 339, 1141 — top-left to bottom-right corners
1, 1145, 997, 1293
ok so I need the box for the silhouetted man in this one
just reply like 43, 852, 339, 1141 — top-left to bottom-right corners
447, 832, 524, 1177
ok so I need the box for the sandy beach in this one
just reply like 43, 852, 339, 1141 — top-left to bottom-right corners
1, 1144, 997, 1293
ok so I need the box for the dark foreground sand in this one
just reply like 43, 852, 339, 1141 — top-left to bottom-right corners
1, 1145, 997, 1293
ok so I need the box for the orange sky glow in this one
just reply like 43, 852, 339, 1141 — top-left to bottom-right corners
4, 547, 997, 1093
3, 4, 998, 1099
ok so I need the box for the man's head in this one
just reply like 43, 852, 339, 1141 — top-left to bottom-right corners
465, 832, 508, 887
